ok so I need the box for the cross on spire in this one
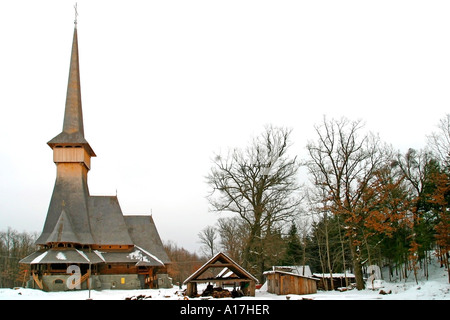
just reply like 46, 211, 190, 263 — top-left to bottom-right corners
74, 3, 78, 27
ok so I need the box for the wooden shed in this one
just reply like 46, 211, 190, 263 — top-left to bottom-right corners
312, 273, 356, 291
183, 252, 258, 297
263, 269, 318, 295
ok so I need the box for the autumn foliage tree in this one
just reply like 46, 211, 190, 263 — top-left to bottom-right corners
163, 241, 206, 286
429, 170, 450, 282
361, 163, 411, 261
306, 116, 388, 290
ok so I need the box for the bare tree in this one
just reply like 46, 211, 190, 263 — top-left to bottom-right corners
305, 186, 336, 289
207, 125, 301, 280
198, 226, 218, 258
427, 114, 450, 166
216, 216, 248, 263
0, 228, 37, 288
305, 116, 387, 290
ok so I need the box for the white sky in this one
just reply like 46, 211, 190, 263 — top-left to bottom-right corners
1, 1, 449, 253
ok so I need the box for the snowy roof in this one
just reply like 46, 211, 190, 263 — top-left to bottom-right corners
312, 273, 356, 278
270, 265, 313, 277
263, 269, 318, 281
21, 249, 102, 265
20, 246, 165, 266
183, 252, 258, 284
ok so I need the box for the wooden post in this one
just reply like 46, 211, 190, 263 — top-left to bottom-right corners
186, 282, 197, 297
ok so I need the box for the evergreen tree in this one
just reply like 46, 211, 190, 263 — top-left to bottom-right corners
282, 223, 303, 265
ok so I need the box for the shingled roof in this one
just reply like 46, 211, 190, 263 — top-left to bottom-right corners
124, 215, 171, 264
88, 196, 134, 246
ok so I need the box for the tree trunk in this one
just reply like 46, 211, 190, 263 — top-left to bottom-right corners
324, 212, 334, 290
337, 216, 349, 287
243, 218, 263, 282
350, 242, 365, 290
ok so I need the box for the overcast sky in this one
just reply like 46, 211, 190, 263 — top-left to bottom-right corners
1, 1, 449, 253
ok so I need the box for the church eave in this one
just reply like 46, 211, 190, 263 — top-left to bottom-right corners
47, 132, 96, 157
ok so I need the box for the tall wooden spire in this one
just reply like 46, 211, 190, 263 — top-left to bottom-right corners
36, 24, 95, 245
47, 25, 95, 157
63, 26, 84, 136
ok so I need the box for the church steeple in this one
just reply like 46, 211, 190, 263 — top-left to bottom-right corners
47, 25, 95, 158
63, 26, 84, 136
36, 24, 95, 246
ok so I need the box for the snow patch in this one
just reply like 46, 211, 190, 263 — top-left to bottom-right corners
75, 249, 90, 262
56, 252, 67, 260
94, 250, 105, 262
31, 251, 48, 264
133, 246, 164, 266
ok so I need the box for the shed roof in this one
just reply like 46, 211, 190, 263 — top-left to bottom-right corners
270, 265, 313, 277
183, 252, 258, 284
312, 273, 356, 279
263, 269, 319, 281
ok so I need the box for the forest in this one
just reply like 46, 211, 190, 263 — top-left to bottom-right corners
1, 115, 449, 290
201, 114, 450, 289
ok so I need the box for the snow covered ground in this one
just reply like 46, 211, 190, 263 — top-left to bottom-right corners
1, 258, 448, 300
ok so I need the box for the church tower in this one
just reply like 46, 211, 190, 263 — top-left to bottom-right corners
36, 25, 95, 246
20, 19, 171, 291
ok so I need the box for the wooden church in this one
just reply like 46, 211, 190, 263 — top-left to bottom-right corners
20, 21, 171, 291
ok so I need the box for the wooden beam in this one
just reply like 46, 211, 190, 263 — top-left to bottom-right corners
32, 272, 43, 290
209, 263, 234, 268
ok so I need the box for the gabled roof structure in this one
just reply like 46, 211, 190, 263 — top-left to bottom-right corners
183, 252, 258, 297
184, 252, 258, 284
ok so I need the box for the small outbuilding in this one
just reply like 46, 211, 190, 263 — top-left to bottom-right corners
183, 252, 258, 297
270, 265, 313, 277
263, 267, 319, 295
312, 273, 356, 291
